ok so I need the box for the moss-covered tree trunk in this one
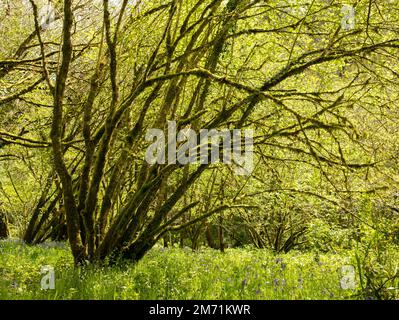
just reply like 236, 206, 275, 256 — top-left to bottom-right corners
0, 211, 9, 239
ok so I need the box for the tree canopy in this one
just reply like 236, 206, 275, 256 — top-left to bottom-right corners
0, 0, 398, 265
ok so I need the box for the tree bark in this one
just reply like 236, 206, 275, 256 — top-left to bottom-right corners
0, 211, 9, 239
50, 0, 85, 264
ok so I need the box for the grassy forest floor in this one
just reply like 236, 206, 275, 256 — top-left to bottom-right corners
2, 240, 398, 300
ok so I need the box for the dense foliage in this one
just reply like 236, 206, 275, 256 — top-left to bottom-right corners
0, 0, 399, 299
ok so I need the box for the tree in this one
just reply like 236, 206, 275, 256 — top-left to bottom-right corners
0, 0, 398, 265
0, 208, 9, 239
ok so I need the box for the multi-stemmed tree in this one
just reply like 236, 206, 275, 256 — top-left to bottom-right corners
0, 0, 398, 264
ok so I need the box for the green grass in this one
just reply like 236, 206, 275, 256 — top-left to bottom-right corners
0, 240, 395, 300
